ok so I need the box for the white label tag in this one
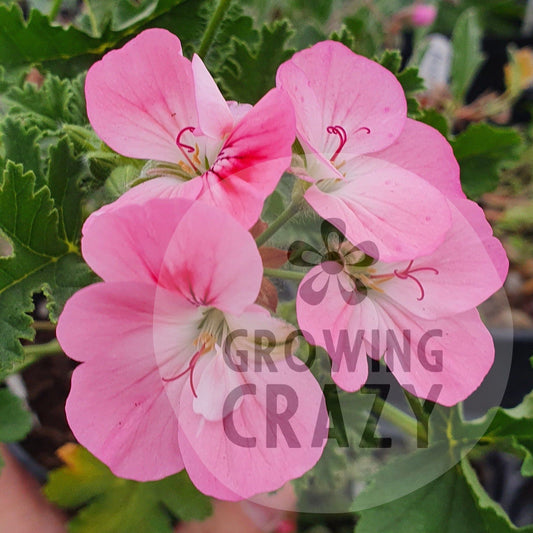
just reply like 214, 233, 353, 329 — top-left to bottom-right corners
418, 34, 452, 89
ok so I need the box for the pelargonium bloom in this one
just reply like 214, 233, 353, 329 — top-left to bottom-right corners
57, 198, 326, 500
85, 28, 295, 229
276, 40, 452, 262
295, 123, 508, 406
410, 4, 438, 27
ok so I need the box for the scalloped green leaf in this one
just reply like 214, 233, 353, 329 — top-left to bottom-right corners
218, 20, 294, 104
44, 445, 212, 533
355, 458, 533, 533
0, 162, 95, 378
0, 1, 188, 70
0, 117, 44, 186
0, 388, 32, 443
451, 122, 522, 198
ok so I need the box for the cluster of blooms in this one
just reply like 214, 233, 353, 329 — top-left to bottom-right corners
57, 29, 508, 500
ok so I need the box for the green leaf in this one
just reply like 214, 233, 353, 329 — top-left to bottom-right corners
355, 458, 533, 533
45, 445, 212, 533
343, 8, 384, 58
0, 388, 32, 443
0, 1, 191, 70
451, 122, 522, 198
377, 50, 425, 118
377, 49, 402, 74
0, 163, 95, 378
2, 73, 88, 131
467, 391, 533, 476
47, 137, 85, 244
450, 8, 485, 102
218, 20, 294, 104
0, 117, 44, 186
0, 3, 102, 68
419, 108, 450, 138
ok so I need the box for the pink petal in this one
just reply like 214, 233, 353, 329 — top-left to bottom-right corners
224, 304, 298, 363
373, 118, 465, 200
372, 199, 507, 319
81, 197, 193, 284
296, 266, 378, 391
192, 54, 234, 139
192, 345, 245, 422
62, 281, 202, 480
375, 299, 494, 406
228, 101, 253, 123
85, 28, 197, 163
177, 357, 326, 500
157, 201, 263, 315
452, 197, 509, 283
304, 156, 451, 261
177, 88, 295, 228
58, 281, 195, 363
276, 40, 406, 159
83, 177, 185, 232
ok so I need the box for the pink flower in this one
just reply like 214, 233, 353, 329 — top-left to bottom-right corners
57, 198, 326, 499
85, 28, 295, 229
411, 4, 437, 27
295, 122, 508, 406
276, 41, 452, 262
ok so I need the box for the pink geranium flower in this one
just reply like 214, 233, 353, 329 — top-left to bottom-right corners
57, 198, 326, 499
411, 4, 438, 27
85, 28, 295, 229
295, 122, 508, 406
276, 41, 452, 262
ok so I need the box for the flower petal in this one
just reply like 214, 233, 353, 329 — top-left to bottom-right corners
178, 357, 327, 500
62, 281, 202, 480
375, 299, 495, 406
296, 266, 378, 391
305, 156, 451, 261
276, 40, 406, 158
177, 88, 295, 228
57, 281, 197, 367
372, 199, 507, 319
192, 54, 234, 139
81, 197, 193, 284
157, 201, 263, 314
192, 345, 245, 422
85, 28, 197, 163
373, 118, 464, 200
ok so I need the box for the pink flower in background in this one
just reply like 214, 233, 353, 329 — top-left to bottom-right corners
276, 40, 452, 262
411, 4, 438, 27
296, 122, 508, 406
57, 198, 326, 499
85, 28, 295, 229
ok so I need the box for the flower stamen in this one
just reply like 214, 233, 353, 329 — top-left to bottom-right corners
176, 126, 201, 174
393, 261, 439, 301
326, 125, 347, 162
162, 332, 215, 397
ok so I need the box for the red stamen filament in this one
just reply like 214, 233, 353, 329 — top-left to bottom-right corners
162, 345, 206, 398
326, 125, 371, 163
176, 126, 200, 173
326, 125, 347, 162
392, 261, 439, 301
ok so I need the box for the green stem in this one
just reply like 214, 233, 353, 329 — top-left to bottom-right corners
24, 339, 62, 358
82, 0, 99, 36
372, 395, 420, 441
263, 268, 305, 281
255, 200, 303, 247
403, 389, 429, 442
32, 321, 56, 332
197, 0, 233, 59
49, 0, 63, 20
10, 339, 64, 374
